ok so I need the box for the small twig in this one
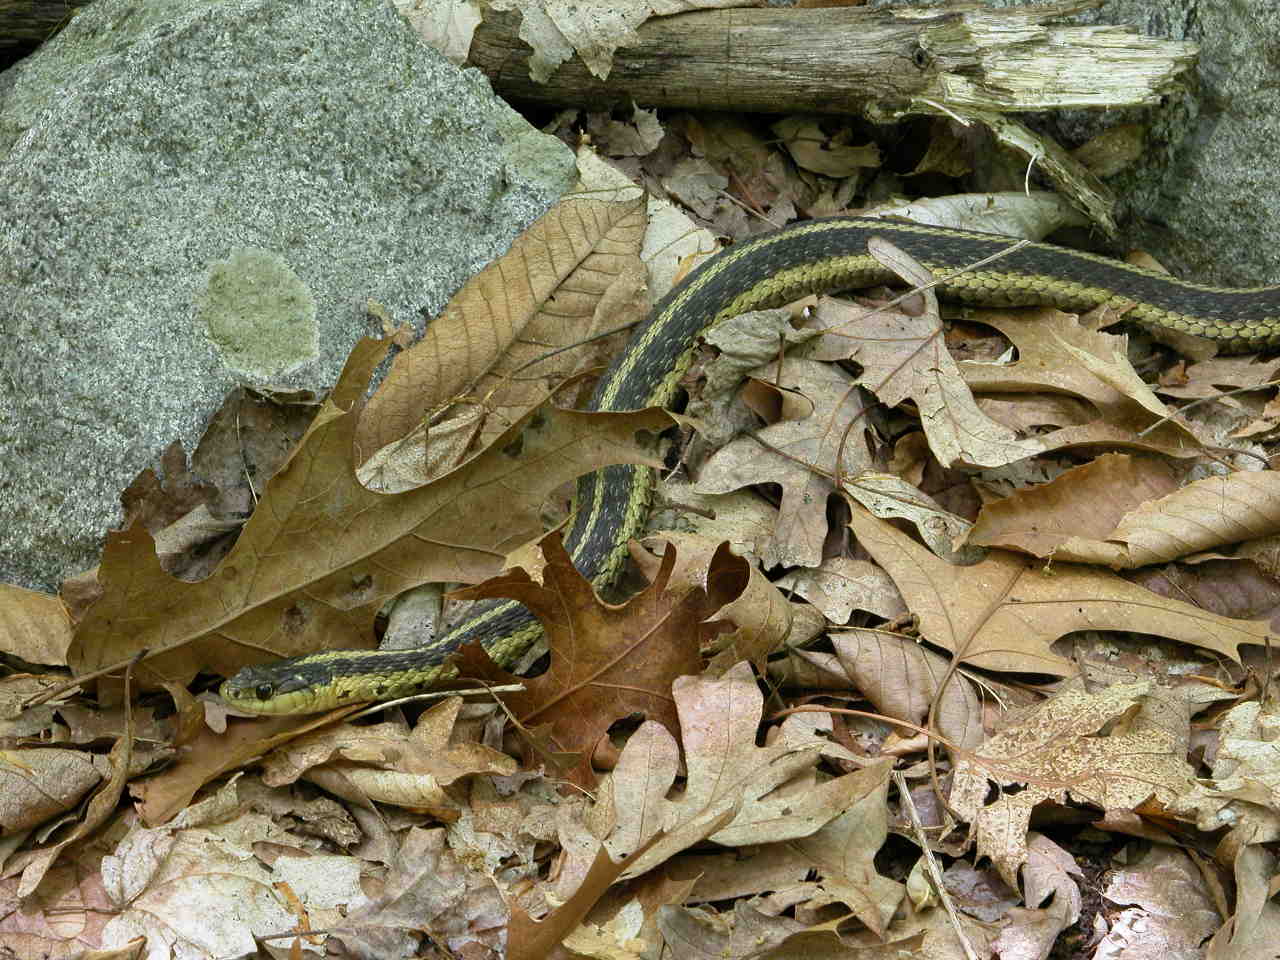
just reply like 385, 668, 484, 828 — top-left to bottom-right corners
894, 770, 980, 960
1135, 377, 1280, 439
345, 682, 526, 721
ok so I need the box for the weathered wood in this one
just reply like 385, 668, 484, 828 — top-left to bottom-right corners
468, 1, 1197, 117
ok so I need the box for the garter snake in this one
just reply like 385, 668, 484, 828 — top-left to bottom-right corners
220, 215, 1280, 714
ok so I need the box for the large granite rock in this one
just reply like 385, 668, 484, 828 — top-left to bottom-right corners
0, 0, 575, 591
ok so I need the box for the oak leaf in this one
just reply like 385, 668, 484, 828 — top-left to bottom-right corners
849, 503, 1271, 676
451, 532, 720, 787
68, 336, 673, 697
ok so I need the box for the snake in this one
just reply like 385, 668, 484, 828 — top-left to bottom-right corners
219, 215, 1280, 714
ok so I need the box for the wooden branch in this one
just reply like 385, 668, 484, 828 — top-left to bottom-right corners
468, 0, 1197, 117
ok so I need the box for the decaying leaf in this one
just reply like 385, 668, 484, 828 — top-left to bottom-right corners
950, 680, 1198, 886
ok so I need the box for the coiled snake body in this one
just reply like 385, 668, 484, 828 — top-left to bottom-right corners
221, 216, 1279, 714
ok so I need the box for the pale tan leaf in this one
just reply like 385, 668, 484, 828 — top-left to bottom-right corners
696, 357, 875, 568
790, 757, 900, 936
810, 297, 1045, 469
1155, 354, 1280, 401
773, 556, 906, 624
830, 628, 986, 753
0, 748, 105, 835
973, 459, 1280, 568
630, 533, 796, 673
1097, 845, 1220, 959
0, 583, 72, 667
1115, 470, 1280, 567
355, 195, 647, 463
950, 681, 1196, 886
1207, 845, 1280, 959
843, 472, 982, 563
607, 663, 867, 879
1169, 700, 1280, 863
960, 307, 1208, 456
772, 116, 881, 178
849, 504, 1269, 675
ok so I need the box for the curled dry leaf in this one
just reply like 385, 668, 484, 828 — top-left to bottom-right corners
0, 748, 107, 836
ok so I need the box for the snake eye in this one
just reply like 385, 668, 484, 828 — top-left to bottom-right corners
255, 682, 275, 701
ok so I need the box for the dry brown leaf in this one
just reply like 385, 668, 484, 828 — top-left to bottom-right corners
771, 116, 881, 178
630, 532, 796, 675
1169, 700, 1280, 864
696, 356, 875, 568
0, 583, 73, 667
773, 556, 907, 624
968, 452, 1184, 563
356, 195, 647, 465
258, 697, 516, 794
129, 711, 343, 826
849, 504, 1270, 676
842, 471, 981, 563
959, 307, 1210, 457
1113, 470, 1280, 566
1207, 845, 1280, 958
0, 748, 106, 836
68, 336, 673, 697
950, 681, 1197, 887
452, 532, 713, 786
607, 662, 871, 878
828, 627, 986, 753
971, 456, 1280, 568
802, 272, 1043, 471
1155, 354, 1280, 401
335, 825, 506, 957
1097, 845, 1220, 959
17, 676, 135, 897
788, 757, 901, 936
992, 833, 1083, 958
508, 841, 662, 960
656, 900, 807, 960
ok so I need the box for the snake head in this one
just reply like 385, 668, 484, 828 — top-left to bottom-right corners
220, 659, 332, 715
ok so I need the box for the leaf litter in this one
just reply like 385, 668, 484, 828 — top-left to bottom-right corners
3, 114, 1280, 959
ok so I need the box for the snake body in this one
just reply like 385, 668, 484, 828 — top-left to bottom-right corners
220, 216, 1280, 714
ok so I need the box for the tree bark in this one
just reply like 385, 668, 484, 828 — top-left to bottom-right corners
468, 1, 1196, 117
